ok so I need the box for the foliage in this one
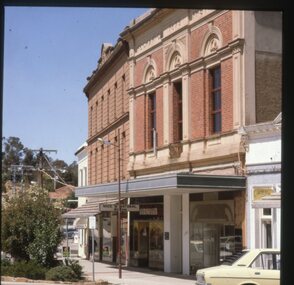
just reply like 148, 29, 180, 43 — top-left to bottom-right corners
64, 259, 84, 280
1, 136, 78, 193
44, 260, 84, 281
1, 260, 47, 280
1, 187, 63, 266
2, 137, 24, 173
63, 191, 78, 209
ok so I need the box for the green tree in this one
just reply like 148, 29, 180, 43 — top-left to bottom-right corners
1, 187, 63, 266
2, 137, 24, 172
62, 161, 78, 186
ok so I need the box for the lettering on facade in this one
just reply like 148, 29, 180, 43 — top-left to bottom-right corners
136, 35, 161, 56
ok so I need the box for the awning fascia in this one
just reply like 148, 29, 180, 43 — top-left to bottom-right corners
74, 173, 246, 198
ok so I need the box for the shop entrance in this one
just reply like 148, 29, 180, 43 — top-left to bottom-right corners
130, 220, 164, 269
189, 200, 242, 274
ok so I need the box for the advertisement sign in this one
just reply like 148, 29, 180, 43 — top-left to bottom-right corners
100, 203, 140, 212
89, 216, 96, 229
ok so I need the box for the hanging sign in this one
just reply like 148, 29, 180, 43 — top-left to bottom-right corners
88, 216, 96, 229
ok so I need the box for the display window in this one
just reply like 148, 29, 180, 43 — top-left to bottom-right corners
189, 200, 242, 274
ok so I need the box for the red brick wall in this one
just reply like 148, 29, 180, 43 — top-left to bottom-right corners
135, 58, 148, 86
190, 25, 207, 61
151, 48, 164, 76
221, 58, 233, 132
87, 52, 130, 186
190, 11, 233, 61
190, 71, 205, 139
88, 121, 130, 185
214, 11, 233, 47
134, 95, 146, 153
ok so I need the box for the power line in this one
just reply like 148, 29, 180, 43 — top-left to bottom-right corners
31, 148, 57, 190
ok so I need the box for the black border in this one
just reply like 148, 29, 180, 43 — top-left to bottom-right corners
0, 2, 291, 285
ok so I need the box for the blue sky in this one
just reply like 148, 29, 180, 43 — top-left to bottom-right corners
3, 6, 148, 164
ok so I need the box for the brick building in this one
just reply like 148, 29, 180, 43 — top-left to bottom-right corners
74, 9, 281, 275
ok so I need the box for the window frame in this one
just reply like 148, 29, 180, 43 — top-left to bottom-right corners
209, 66, 222, 134
148, 92, 156, 149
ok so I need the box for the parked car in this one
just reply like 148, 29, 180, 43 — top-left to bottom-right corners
196, 248, 280, 285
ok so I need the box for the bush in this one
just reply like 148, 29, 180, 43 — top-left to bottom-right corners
64, 259, 84, 280
1, 260, 46, 280
45, 265, 78, 282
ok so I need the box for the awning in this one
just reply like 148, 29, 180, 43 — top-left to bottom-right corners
75, 173, 246, 198
252, 192, 281, 208
62, 198, 118, 219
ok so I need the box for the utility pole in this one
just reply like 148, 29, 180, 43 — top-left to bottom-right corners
32, 148, 57, 190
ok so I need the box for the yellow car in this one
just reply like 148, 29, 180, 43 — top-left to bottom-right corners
196, 248, 280, 285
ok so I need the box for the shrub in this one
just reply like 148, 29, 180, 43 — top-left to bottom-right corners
1, 260, 46, 280
64, 259, 84, 280
45, 265, 78, 282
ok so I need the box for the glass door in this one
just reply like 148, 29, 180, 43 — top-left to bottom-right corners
203, 224, 220, 268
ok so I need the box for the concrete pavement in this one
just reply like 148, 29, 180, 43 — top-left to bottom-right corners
79, 259, 196, 285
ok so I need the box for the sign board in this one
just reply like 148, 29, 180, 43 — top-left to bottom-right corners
100, 204, 117, 212
88, 216, 96, 229
139, 207, 158, 215
125, 204, 140, 212
75, 224, 87, 229
100, 203, 140, 212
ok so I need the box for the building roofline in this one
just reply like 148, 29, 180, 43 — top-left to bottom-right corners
84, 39, 129, 96
75, 142, 88, 156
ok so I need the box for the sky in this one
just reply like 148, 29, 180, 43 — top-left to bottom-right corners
3, 6, 148, 164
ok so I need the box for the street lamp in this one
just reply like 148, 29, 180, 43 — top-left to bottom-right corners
97, 130, 122, 279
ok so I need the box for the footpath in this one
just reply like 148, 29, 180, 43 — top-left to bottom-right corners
1, 259, 196, 285
79, 259, 195, 285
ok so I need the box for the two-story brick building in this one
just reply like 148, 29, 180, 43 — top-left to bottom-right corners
74, 8, 281, 275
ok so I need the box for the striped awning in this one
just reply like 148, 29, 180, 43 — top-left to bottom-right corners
252, 192, 281, 209
62, 198, 118, 219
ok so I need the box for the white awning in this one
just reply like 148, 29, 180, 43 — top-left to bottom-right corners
252, 192, 281, 209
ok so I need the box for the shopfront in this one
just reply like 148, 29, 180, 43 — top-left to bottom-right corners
74, 173, 246, 275
129, 196, 164, 270
189, 192, 244, 274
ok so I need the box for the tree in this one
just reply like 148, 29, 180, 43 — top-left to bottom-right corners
1, 187, 63, 266
2, 137, 24, 168
62, 161, 78, 186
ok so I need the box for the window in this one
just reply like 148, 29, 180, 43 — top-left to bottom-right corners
148, 92, 156, 148
79, 169, 83, 187
122, 74, 125, 112
114, 82, 117, 118
107, 89, 110, 123
210, 66, 221, 134
251, 253, 280, 270
173, 81, 183, 142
